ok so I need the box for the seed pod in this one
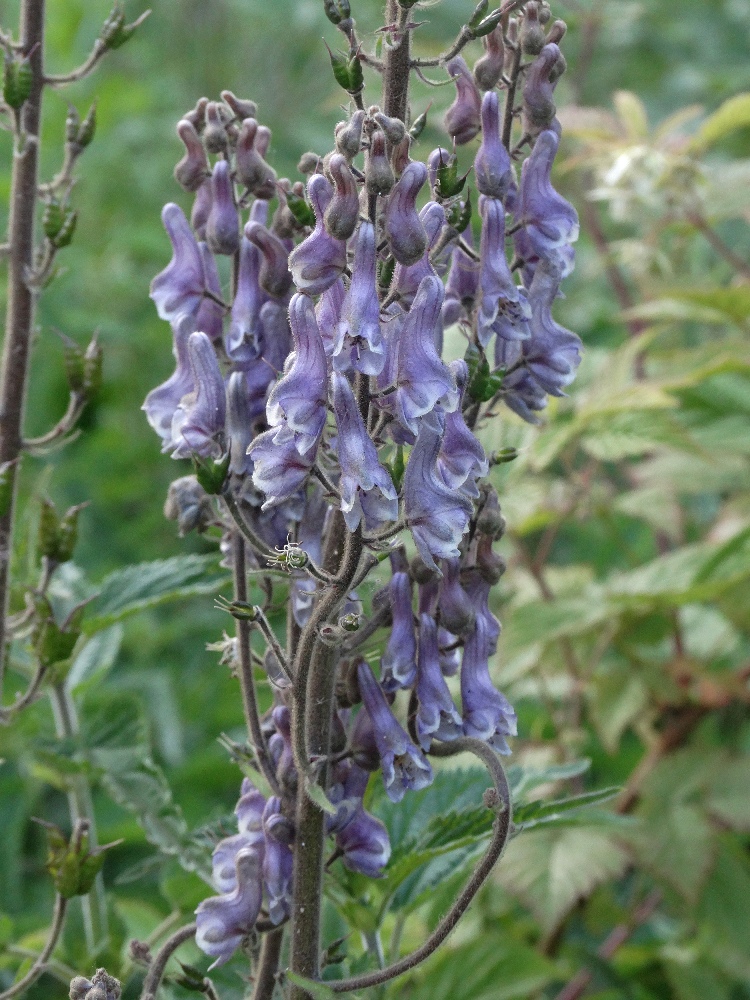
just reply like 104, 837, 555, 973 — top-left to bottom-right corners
76, 102, 97, 149
51, 210, 78, 249
43, 200, 65, 240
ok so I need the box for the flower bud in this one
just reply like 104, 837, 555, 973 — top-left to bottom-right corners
410, 552, 439, 585
335, 109, 365, 160
206, 159, 239, 255
522, 43, 562, 137
476, 484, 506, 538
190, 178, 212, 240
236, 118, 277, 199
298, 151, 322, 175
173, 119, 208, 192
69, 978, 93, 1000
365, 130, 394, 196
203, 100, 228, 154
184, 96, 208, 132
164, 475, 213, 535
546, 19, 567, 44
521, 2, 546, 55
246, 221, 293, 298
473, 25, 504, 91
445, 57, 482, 145
476, 532, 506, 583
220, 89, 258, 121
384, 161, 428, 266
374, 111, 406, 146
324, 153, 360, 240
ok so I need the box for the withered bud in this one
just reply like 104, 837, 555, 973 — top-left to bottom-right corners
173, 119, 208, 192
220, 90, 258, 121
335, 109, 365, 160
164, 476, 213, 536
538, 1, 552, 24
298, 151, 323, 175
184, 96, 208, 132
473, 25, 504, 91
365, 130, 394, 196
127, 940, 153, 965
476, 533, 507, 584
203, 101, 228, 154
324, 153, 360, 240
255, 124, 272, 157
265, 812, 295, 844
374, 111, 406, 145
521, 2, 546, 55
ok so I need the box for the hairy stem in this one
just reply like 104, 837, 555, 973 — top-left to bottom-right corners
140, 922, 197, 1000
382, 0, 411, 123
0, 0, 45, 697
252, 926, 285, 1000
0, 894, 67, 1000
328, 738, 512, 992
49, 682, 109, 955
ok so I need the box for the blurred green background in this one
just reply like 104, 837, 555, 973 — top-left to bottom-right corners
2, 1, 750, 998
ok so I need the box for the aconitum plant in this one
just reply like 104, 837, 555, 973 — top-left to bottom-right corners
141, 0, 580, 996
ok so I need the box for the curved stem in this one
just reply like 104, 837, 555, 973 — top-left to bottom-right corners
0, 894, 67, 1000
328, 738, 511, 993
0, 661, 46, 721
140, 922, 197, 1000
223, 489, 277, 561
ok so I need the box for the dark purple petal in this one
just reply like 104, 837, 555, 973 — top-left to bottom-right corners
474, 91, 513, 200
195, 244, 224, 342
437, 557, 475, 637
443, 225, 479, 327
384, 161, 428, 266
150, 203, 205, 322
357, 660, 433, 803
328, 758, 369, 833
391, 202, 446, 309
262, 798, 293, 925
437, 360, 489, 498
445, 56, 482, 145
521, 259, 581, 397
266, 293, 327, 455
522, 43, 562, 138
337, 807, 391, 877
206, 159, 240, 256
324, 153, 360, 241
171, 331, 227, 459
288, 173, 347, 295
191, 178, 212, 240
460, 614, 517, 755
316, 277, 346, 357
246, 221, 293, 299
478, 196, 531, 348
333, 221, 385, 376
380, 567, 417, 692
226, 222, 267, 363
404, 414, 473, 570
415, 613, 463, 749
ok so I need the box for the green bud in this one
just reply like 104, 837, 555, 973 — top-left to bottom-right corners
76, 102, 97, 149
65, 104, 81, 144
58, 332, 85, 392
473, 9, 505, 37
38, 498, 86, 564
465, 343, 503, 402
339, 612, 361, 632
83, 334, 103, 397
468, 0, 489, 29
51, 210, 78, 249
377, 254, 395, 291
409, 109, 428, 141
37, 819, 121, 899
38, 498, 61, 561
490, 447, 518, 465
32, 599, 81, 670
57, 504, 86, 563
390, 445, 405, 492
323, 0, 351, 24
219, 600, 259, 622
43, 200, 66, 241
435, 158, 467, 199
286, 191, 316, 229
0, 461, 17, 519
325, 42, 363, 95
3, 56, 33, 110
193, 452, 229, 495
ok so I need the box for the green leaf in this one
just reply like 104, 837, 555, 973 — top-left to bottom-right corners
690, 92, 750, 150
696, 836, 750, 960
497, 826, 628, 932
285, 972, 338, 1000
65, 624, 123, 693
305, 778, 338, 816
83, 554, 228, 633
514, 787, 621, 830
705, 757, 750, 831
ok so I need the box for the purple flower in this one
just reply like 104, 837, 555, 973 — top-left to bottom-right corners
522, 43, 562, 138
288, 173, 347, 295
226, 371, 254, 475
150, 203, 206, 322
445, 56, 482, 145
171, 331, 227, 459
246, 221, 293, 299
195, 847, 264, 968
437, 557, 475, 637
262, 798, 293, 925
333, 222, 385, 376
437, 360, 489, 499
266, 293, 328, 455
211, 780, 267, 894
337, 807, 391, 877
443, 225, 479, 327
316, 277, 346, 356
404, 414, 473, 570
226, 204, 269, 362
519, 259, 582, 398
357, 660, 433, 803
380, 557, 417, 692
517, 128, 579, 270
439, 626, 461, 676
461, 613, 517, 755
236, 118, 277, 199
332, 372, 398, 531
478, 196, 531, 348
247, 429, 316, 509
328, 759, 369, 834
195, 244, 224, 342
206, 159, 240, 256
474, 91, 513, 200
393, 275, 458, 435
324, 153, 360, 241
384, 161, 428, 266
415, 613, 463, 749
174, 118, 209, 192
391, 202, 447, 309
191, 179, 212, 241
142, 314, 195, 450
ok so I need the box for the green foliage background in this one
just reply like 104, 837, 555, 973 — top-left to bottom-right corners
1, 1, 750, 998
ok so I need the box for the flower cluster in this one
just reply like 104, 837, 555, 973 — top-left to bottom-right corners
144, 6, 579, 968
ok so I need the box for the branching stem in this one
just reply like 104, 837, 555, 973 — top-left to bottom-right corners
0, 894, 67, 1000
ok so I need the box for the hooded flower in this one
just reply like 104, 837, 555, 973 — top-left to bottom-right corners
262, 798, 293, 925
288, 173, 347, 295
415, 613, 463, 749
324, 153, 360, 241
337, 807, 391, 877
391, 202, 447, 309
436, 557, 475, 637
443, 225, 479, 327
247, 429, 316, 509
206, 159, 240, 256
225, 202, 269, 362
437, 360, 489, 498
246, 221, 293, 299
357, 660, 432, 802
266, 293, 328, 455
195, 847, 264, 968
171, 331, 227, 458
520, 259, 582, 399
393, 275, 458, 435
445, 56, 482, 144
380, 553, 417, 691
460, 614, 517, 755
517, 127, 579, 270
332, 372, 398, 531
333, 221, 385, 376
404, 414, 473, 569
150, 203, 206, 322
474, 91, 513, 200
478, 196, 531, 347
522, 42, 562, 138
384, 161, 428, 266
211, 780, 267, 894
142, 314, 195, 450
316, 277, 346, 356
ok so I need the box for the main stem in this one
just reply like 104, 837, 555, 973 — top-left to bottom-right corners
0, 0, 46, 695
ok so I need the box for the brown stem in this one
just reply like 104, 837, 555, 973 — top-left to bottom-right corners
140, 922, 197, 1000
501, 40, 522, 152
0, 0, 45, 697
327, 738, 511, 993
0, 894, 67, 1000
382, 1, 411, 123
252, 926, 285, 1000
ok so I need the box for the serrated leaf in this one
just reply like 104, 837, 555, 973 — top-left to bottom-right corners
690, 93, 750, 151
507, 759, 591, 801
514, 787, 621, 829
497, 826, 628, 932
83, 554, 228, 633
